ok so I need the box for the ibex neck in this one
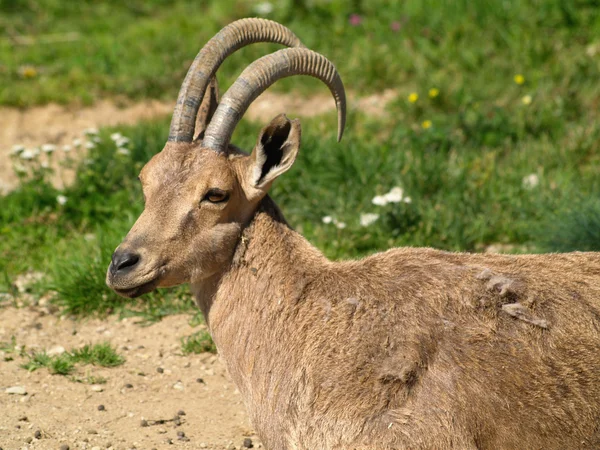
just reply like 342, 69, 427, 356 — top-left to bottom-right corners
194, 196, 328, 425
191, 195, 328, 322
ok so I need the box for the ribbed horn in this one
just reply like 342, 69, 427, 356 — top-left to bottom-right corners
168, 18, 305, 143
202, 48, 346, 152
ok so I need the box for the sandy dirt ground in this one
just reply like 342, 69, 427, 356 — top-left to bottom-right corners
0, 302, 258, 450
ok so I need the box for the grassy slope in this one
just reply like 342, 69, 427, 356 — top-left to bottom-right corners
2, 0, 599, 105
1, 0, 599, 315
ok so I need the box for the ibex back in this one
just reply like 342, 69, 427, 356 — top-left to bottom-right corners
107, 18, 600, 450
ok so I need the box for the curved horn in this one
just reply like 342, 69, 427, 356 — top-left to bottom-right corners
202, 48, 346, 152
168, 18, 305, 143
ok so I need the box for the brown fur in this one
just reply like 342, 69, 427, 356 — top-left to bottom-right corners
108, 115, 600, 449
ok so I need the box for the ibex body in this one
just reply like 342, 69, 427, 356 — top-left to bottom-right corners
107, 19, 600, 449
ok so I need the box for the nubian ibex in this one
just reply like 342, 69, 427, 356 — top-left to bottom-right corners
107, 18, 600, 449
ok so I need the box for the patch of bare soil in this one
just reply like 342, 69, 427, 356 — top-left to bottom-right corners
0, 90, 396, 193
0, 304, 258, 450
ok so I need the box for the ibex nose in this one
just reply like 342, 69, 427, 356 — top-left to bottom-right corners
111, 251, 140, 274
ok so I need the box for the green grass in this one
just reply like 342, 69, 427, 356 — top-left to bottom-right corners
181, 330, 217, 355
1, 1, 599, 106
1, 0, 600, 318
21, 342, 125, 375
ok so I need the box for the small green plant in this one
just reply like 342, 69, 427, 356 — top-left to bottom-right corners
21, 351, 53, 372
181, 330, 217, 355
21, 342, 125, 376
70, 342, 125, 367
48, 354, 76, 375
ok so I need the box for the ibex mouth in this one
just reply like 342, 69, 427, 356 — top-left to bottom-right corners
113, 277, 159, 298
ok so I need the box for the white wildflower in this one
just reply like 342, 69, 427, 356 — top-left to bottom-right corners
62, 145, 72, 152
117, 147, 130, 156
383, 186, 404, 203
92, 136, 101, 143
335, 221, 347, 229
403, 196, 412, 204
322, 216, 333, 224
522, 173, 539, 189
115, 136, 130, 147
83, 127, 98, 136
360, 213, 380, 227
14, 164, 27, 174
372, 195, 388, 206
41, 144, 56, 153
56, 195, 68, 205
253, 1, 273, 15
84, 158, 94, 165
110, 132, 123, 141
72, 139, 82, 148
11, 144, 25, 155
85, 141, 96, 149
41, 161, 49, 169
20, 149, 37, 160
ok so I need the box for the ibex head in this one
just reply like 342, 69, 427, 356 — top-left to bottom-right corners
106, 19, 346, 298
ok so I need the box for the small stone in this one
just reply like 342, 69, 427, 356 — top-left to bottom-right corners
25, 437, 33, 444
140, 420, 149, 427
34, 430, 41, 439
88, 429, 98, 435
97, 404, 105, 411
177, 431, 185, 438
47, 345, 66, 356
243, 438, 254, 448
174, 418, 181, 426
177, 410, 186, 416
90, 385, 103, 392
60, 445, 70, 450
164, 438, 173, 445
124, 383, 133, 388
91, 447, 102, 450
156, 367, 164, 374
200, 444, 207, 449
18, 415, 28, 421
172, 381, 184, 390
5, 386, 27, 395
196, 378, 205, 384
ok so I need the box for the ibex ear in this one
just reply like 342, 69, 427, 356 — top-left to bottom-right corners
194, 76, 219, 141
245, 113, 301, 198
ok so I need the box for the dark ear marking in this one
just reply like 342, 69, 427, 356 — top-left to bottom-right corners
257, 118, 292, 184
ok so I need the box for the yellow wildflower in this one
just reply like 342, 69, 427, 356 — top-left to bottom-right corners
514, 74, 525, 85
428, 88, 439, 98
421, 120, 432, 129
408, 92, 419, 103
19, 65, 38, 79
522, 95, 532, 105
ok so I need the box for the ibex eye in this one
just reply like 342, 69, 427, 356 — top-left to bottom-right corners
204, 189, 229, 204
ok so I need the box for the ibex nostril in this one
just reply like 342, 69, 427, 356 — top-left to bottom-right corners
112, 252, 140, 273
